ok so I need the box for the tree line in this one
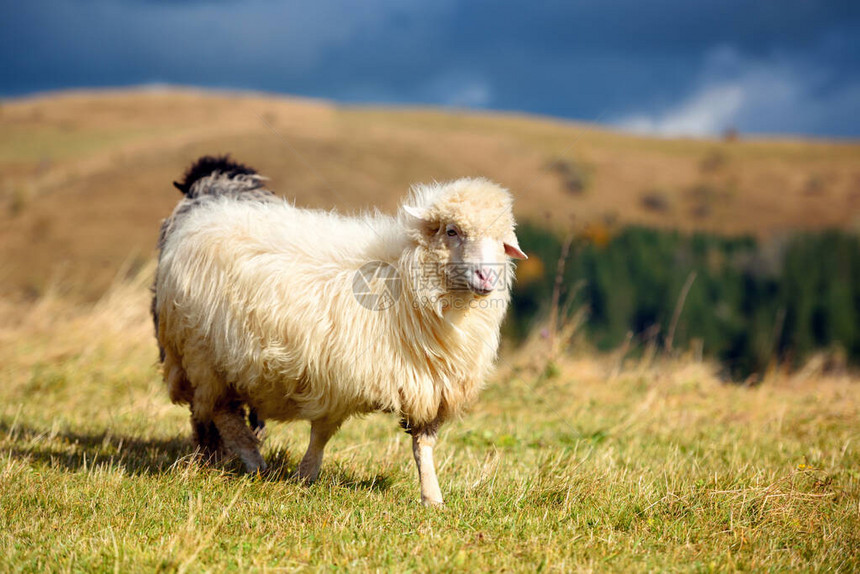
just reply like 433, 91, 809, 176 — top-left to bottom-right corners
508, 224, 860, 378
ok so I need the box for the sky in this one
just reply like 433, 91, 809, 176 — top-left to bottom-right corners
1, 0, 858, 138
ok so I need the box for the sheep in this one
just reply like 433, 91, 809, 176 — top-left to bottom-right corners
152, 155, 526, 505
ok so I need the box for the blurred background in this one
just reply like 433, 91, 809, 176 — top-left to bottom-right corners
1, 0, 859, 379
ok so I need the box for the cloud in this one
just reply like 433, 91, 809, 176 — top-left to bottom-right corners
614, 44, 860, 138
618, 84, 745, 137
421, 74, 493, 109
1, 1, 857, 136
442, 82, 492, 108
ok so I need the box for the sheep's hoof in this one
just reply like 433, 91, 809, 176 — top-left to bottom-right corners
246, 461, 268, 476
420, 497, 444, 507
239, 456, 267, 475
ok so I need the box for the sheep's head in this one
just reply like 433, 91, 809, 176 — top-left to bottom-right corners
401, 178, 526, 300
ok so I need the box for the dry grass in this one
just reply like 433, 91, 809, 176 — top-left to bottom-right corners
0, 268, 857, 572
2, 88, 859, 301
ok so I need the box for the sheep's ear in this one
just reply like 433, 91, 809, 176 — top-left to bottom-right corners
504, 236, 527, 259
403, 205, 440, 236
402, 205, 427, 221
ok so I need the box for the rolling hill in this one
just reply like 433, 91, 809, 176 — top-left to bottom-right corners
2, 88, 859, 301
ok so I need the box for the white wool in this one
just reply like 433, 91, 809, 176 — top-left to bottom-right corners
154, 183, 518, 428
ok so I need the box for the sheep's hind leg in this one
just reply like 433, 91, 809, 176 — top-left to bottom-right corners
408, 421, 444, 506
248, 407, 266, 441
295, 419, 341, 484
211, 403, 267, 473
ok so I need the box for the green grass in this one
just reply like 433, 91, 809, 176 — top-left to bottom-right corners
1, 277, 858, 572
0, 125, 181, 163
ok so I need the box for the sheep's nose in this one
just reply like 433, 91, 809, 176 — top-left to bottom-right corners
473, 267, 495, 293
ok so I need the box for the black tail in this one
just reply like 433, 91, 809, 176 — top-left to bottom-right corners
173, 155, 259, 196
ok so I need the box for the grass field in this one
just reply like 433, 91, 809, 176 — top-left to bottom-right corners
1, 270, 857, 572
1, 89, 858, 571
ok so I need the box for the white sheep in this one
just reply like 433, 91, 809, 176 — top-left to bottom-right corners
152, 156, 526, 504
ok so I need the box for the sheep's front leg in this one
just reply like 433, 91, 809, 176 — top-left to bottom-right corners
211, 404, 266, 473
191, 416, 225, 463
411, 424, 444, 506
296, 419, 341, 484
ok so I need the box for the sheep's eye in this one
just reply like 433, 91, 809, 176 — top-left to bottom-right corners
446, 226, 459, 237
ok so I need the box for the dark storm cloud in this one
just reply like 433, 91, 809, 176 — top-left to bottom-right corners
1, 0, 857, 136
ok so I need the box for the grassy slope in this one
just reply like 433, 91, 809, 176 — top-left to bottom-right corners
1, 88, 859, 301
1, 89, 858, 571
0, 271, 857, 572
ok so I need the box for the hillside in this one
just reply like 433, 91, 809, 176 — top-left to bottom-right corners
2, 88, 859, 300
1, 89, 857, 571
